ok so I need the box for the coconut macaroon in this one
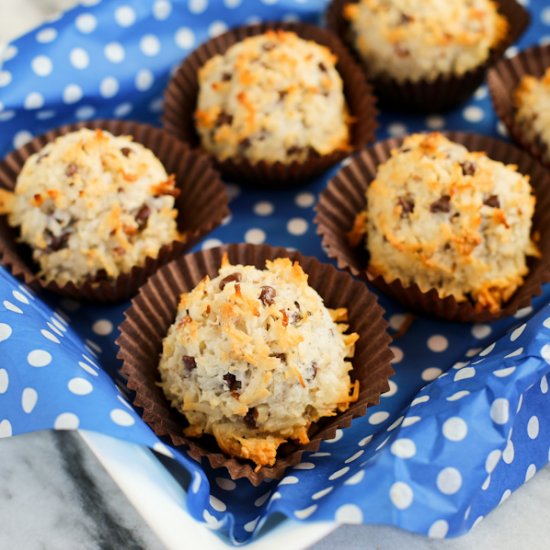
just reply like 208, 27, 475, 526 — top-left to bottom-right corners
194, 30, 350, 165
344, 0, 508, 83
159, 255, 359, 469
1, 128, 180, 286
514, 68, 550, 164
357, 133, 538, 313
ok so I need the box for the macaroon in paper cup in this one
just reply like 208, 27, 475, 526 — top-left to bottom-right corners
0, 120, 229, 302
162, 22, 377, 186
315, 132, 550, 323
117, 243, 394, 485
488, 43, 550, 168
326, 0, 530, 113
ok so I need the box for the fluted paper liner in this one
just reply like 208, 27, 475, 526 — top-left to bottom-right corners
0, 120, 229, 302
162, 22, 377, 186
315, 132, 550, 322
326, 0, 529, 113
488, 44, 550, 168
117, 243, 394, 485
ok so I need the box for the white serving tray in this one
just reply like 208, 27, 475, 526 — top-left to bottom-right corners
80, 430, 338, 549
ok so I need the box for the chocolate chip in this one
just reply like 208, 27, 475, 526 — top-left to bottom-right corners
287, 145, 303, 156
398, 197, 415, 217
216, 111, 233, 126
460, 161, 477, 176
183, 355, 196, 371
93, 269, 109, 282
238, 137, 251, 152
318, 61, 327, 72
223, 373, 241, 392
243, 407, 258, 429
394, 44, 410, 57
135, 204, 151, 229
290, 311, 303, 326
484, 195, 500, 208
120, 147, 132, 157
259, 286, 276, 306
294, 300, 301, 311
47, 231, 70, 252
430, 195, 451, 213
221, 72, 231, 81
219, 272, 242, 290
65, 163, 78, 177
278, 90, 288, 101
271, 352, 287, 363
311, 361, 318, 379
399, 12, 414, 23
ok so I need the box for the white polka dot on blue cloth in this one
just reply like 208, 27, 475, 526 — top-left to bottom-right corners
27, 350, 52, 368
68, 377, 93, 396
36, 28, 57, 43
0, 419, 13, 437
437, 467, 462, 495
427, 335, 448, 352
335, 504, 363, 524
390, 482, 413, 509
443, 417, 468, 442
115, 5, 136, 27
70, 48, 90, 69
54, 412, 79, 430
100, 77, 119, 98
76, 105, 96, 120
104, 42, 125, 63
140, 35, 161, 57
490, 398, 510, 425
31, 56, 53, 77
110, 408, 135, 426
175, 27, 195, 49
75, 13, 97, 34
114, 103, 133, 117
209, 20, 228, 38
21, 387, 38, 413
153, 0, 172, 19
189, 0, 208, 14
527, 416, 539, 439
429, 520, 449, 538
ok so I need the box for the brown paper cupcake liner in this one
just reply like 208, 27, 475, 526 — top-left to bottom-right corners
0, 120, 229, 302
117, 243, 394, 485
315, 132, 550, 323
162, 22, 377, 186
488, 44, 550, 168
326, 0, 529, 113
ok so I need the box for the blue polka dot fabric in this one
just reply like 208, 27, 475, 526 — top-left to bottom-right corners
1, 0, 550, 545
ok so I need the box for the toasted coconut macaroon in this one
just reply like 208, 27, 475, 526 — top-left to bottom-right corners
159, 255, 359, 469
344, 0, 508, 83
361, 133, 538, 313
0, 128, 180, 286
194, 30, 350, 165
514, 68, 550, 164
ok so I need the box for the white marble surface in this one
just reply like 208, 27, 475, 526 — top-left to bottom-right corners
1, 2, 550, 549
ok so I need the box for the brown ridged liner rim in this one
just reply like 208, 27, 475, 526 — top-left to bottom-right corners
117, 243, 394, 485
488, 44, 550, 169
0, 120, 229, 302
315, 132, 550, 322
162, 22, 377, 186
326, 0, 530, 113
